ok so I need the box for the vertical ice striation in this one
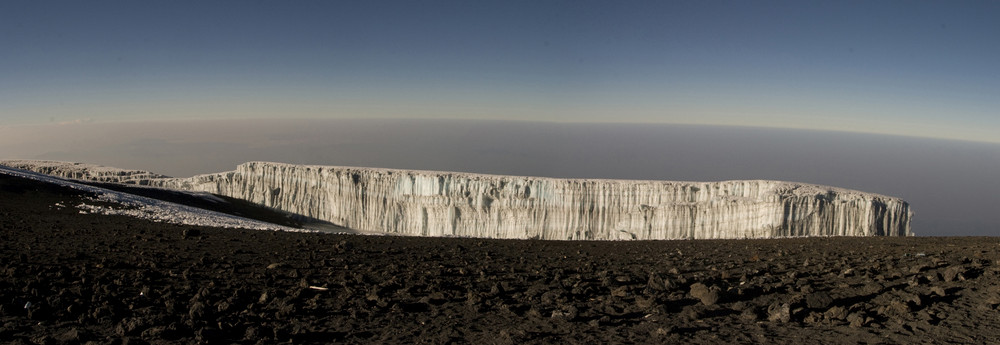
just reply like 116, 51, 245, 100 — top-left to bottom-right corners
1, 160, 912, 239
147, 162, 911, 239
0, 160, 169, 184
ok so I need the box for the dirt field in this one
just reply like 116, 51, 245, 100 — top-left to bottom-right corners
2, 173, 999, 344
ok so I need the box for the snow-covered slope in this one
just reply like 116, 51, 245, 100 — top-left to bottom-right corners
2, 160, 911, 240
0, 164, 305, 232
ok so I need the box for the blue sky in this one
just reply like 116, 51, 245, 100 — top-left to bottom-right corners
2, 1, 999, 142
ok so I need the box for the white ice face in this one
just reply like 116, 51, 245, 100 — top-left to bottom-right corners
1, 160, 911, 240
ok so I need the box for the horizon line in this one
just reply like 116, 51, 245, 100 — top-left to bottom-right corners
4, 116, 998, 146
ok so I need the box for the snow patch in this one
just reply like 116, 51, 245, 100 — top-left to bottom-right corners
0, 165, 307, 232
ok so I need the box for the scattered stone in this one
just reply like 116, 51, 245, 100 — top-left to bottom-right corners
647, 273, 676, 292
115, 317, 148, 336
941, 266, 965, 282
930, 286, 947, 297
611, 286, 629, 297
635, 296, 657, 310
824, 306, 847, 320
803, 311, 823, 324
879, 300, 911, 318
847, 312, 867, 327
863, 283, 883, 295
740, 307, 760, 321
680, 305, 705, 321
651, 327, 672, 337
334, 240, 353, 251
900, 292, 922, 306
189, 301, 207, 320
805, 292, 833, 309
986, 294, 1000, 307
767, 302, 791, 323
689, 283, 721, 306
909, 264, 929, 274
550, 305, 578, 320
54, 327, 80, 343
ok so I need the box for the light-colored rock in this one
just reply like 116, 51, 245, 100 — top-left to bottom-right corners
1, 160, 913, 240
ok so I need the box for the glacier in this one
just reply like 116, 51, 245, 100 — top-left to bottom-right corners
0, 164, 305, 232
0, 160, 912, 240
0, 160, 169, 184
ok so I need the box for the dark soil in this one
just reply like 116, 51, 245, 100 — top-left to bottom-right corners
3, 173, 1000, 344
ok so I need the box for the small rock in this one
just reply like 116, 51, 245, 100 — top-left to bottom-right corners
803, 312, 823, 324
680, 305, 705, 321
550, 305, 578, 320
863, 283, 883, 295
651, 327, 672, 337
30, 335, 54, 345
335, 240, 353, 251
635, 296, 657, 309
985, 295, 1000, 306
940, 266, 964, 282
847, 312, 867, 327
909, 264, 929, 274
611, 286, 629, 297
900, 292, 921, 306
182, 229, 200, 238
525, 308, 543, 318
806, 292, 833, 309
54, 327, 81, 343
740, 307, 760, 321
647, 273, 676, 291
767, 302, 791, 323
115, 317, 147, 336
189, 301, 206, 320
141, 326, 168, 339
689, 283, 721, 306
244, 326, 261, 341
878, 300, 911, 318
930, 286, 947, 297
824, 306, 847, 320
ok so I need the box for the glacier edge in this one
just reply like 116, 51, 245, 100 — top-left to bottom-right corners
0, 160, 912, 240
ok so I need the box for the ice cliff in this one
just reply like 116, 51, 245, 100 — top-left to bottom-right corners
1, 160, 911, 240
0, 160, 169, 185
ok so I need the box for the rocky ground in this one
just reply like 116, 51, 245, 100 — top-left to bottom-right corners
2, 173, 1000, 344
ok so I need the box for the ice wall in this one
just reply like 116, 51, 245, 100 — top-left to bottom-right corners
0, 160, 168, 185
155, 162, 910, 239
1, 160, 912, 240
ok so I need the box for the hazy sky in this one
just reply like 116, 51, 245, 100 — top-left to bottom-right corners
2, 1, 999, 142
3, 119, 1000, 236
